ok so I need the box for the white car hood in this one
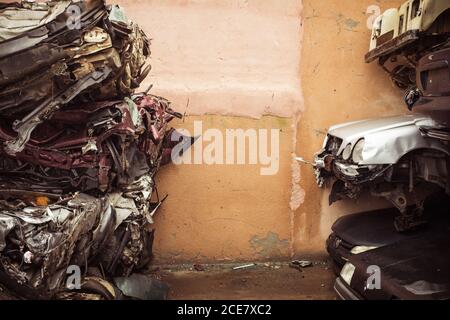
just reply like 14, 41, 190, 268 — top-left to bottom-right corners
329, 114, 442, 142
327, 114, 449, 165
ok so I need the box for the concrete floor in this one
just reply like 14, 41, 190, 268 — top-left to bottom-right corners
159, 261, 337, 300
0, 261, 337, 300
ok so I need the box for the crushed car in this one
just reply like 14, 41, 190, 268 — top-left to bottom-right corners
0, 0, 192, 300
327, 193, 450, 274
0, 94, 183, 194
335, 230, 450, 300
310, 113, 450, 232
366, 0, 450, 89
0, 0, 151, 155
323, 0, 450, 302
0, 193, 116, 299
0, 92, 186, 299
405, 41, 450, 113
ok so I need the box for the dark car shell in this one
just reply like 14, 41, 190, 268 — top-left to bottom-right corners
328, 208, 420, 273
327, 203, 450, 274
414, 44, 450, 113
335, 232, 450, 300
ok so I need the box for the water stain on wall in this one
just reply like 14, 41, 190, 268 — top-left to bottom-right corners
250, 232, 290, 259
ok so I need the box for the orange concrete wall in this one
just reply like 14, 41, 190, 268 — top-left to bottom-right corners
119, 1, 403, 262
113, 0, 303, 264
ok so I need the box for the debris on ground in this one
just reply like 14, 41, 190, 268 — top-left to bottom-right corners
193, 264, 205, 272
114, 273, 169, 300
159, 262, 336, 300
289, 260, 313, 272
233, 263, 257, 271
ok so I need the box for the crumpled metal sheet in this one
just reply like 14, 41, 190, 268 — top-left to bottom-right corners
0, 170, 164, 299
0, 1, 72, 41
114, 273, 169, 300
0, 93, 181, 297
0, 215, 16, 251
0, 94, 182, 194
0, 0, 151, 154
0, 193, 113, 299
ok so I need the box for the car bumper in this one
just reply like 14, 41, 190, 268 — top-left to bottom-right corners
326, 234, 352, 272
365, 30, 419, 63
334, 277, 364, 300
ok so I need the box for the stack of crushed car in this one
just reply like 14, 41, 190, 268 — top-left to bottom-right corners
306, 0, 450, 300
0, 0, 186, 300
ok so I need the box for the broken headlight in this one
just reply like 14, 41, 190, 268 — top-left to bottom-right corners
350, 245, 378, 255
340, 262, 356, 286
352, 139, 365, 164
342, 144, 352, 161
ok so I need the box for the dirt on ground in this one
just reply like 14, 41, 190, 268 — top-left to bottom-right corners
0, 261, 337, 300
159, 261, 337, 300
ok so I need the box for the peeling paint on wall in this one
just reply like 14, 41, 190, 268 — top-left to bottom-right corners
290, 158, 306, 211
344, 18, 360, 30
288, 2, 306, 258
336, 13, 361, 32
289, 116, 305, 256
290, 113, 306, 212
250, 232, 290, 259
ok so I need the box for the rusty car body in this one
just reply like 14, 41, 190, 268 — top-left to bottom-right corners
366, 0, 450, 89
0, 0, 151, 155
0, 92, 184, 299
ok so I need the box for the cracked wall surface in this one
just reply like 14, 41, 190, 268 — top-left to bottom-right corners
106, 0, 405, 263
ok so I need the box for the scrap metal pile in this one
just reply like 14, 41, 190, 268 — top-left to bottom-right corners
0, 0, 186, 299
